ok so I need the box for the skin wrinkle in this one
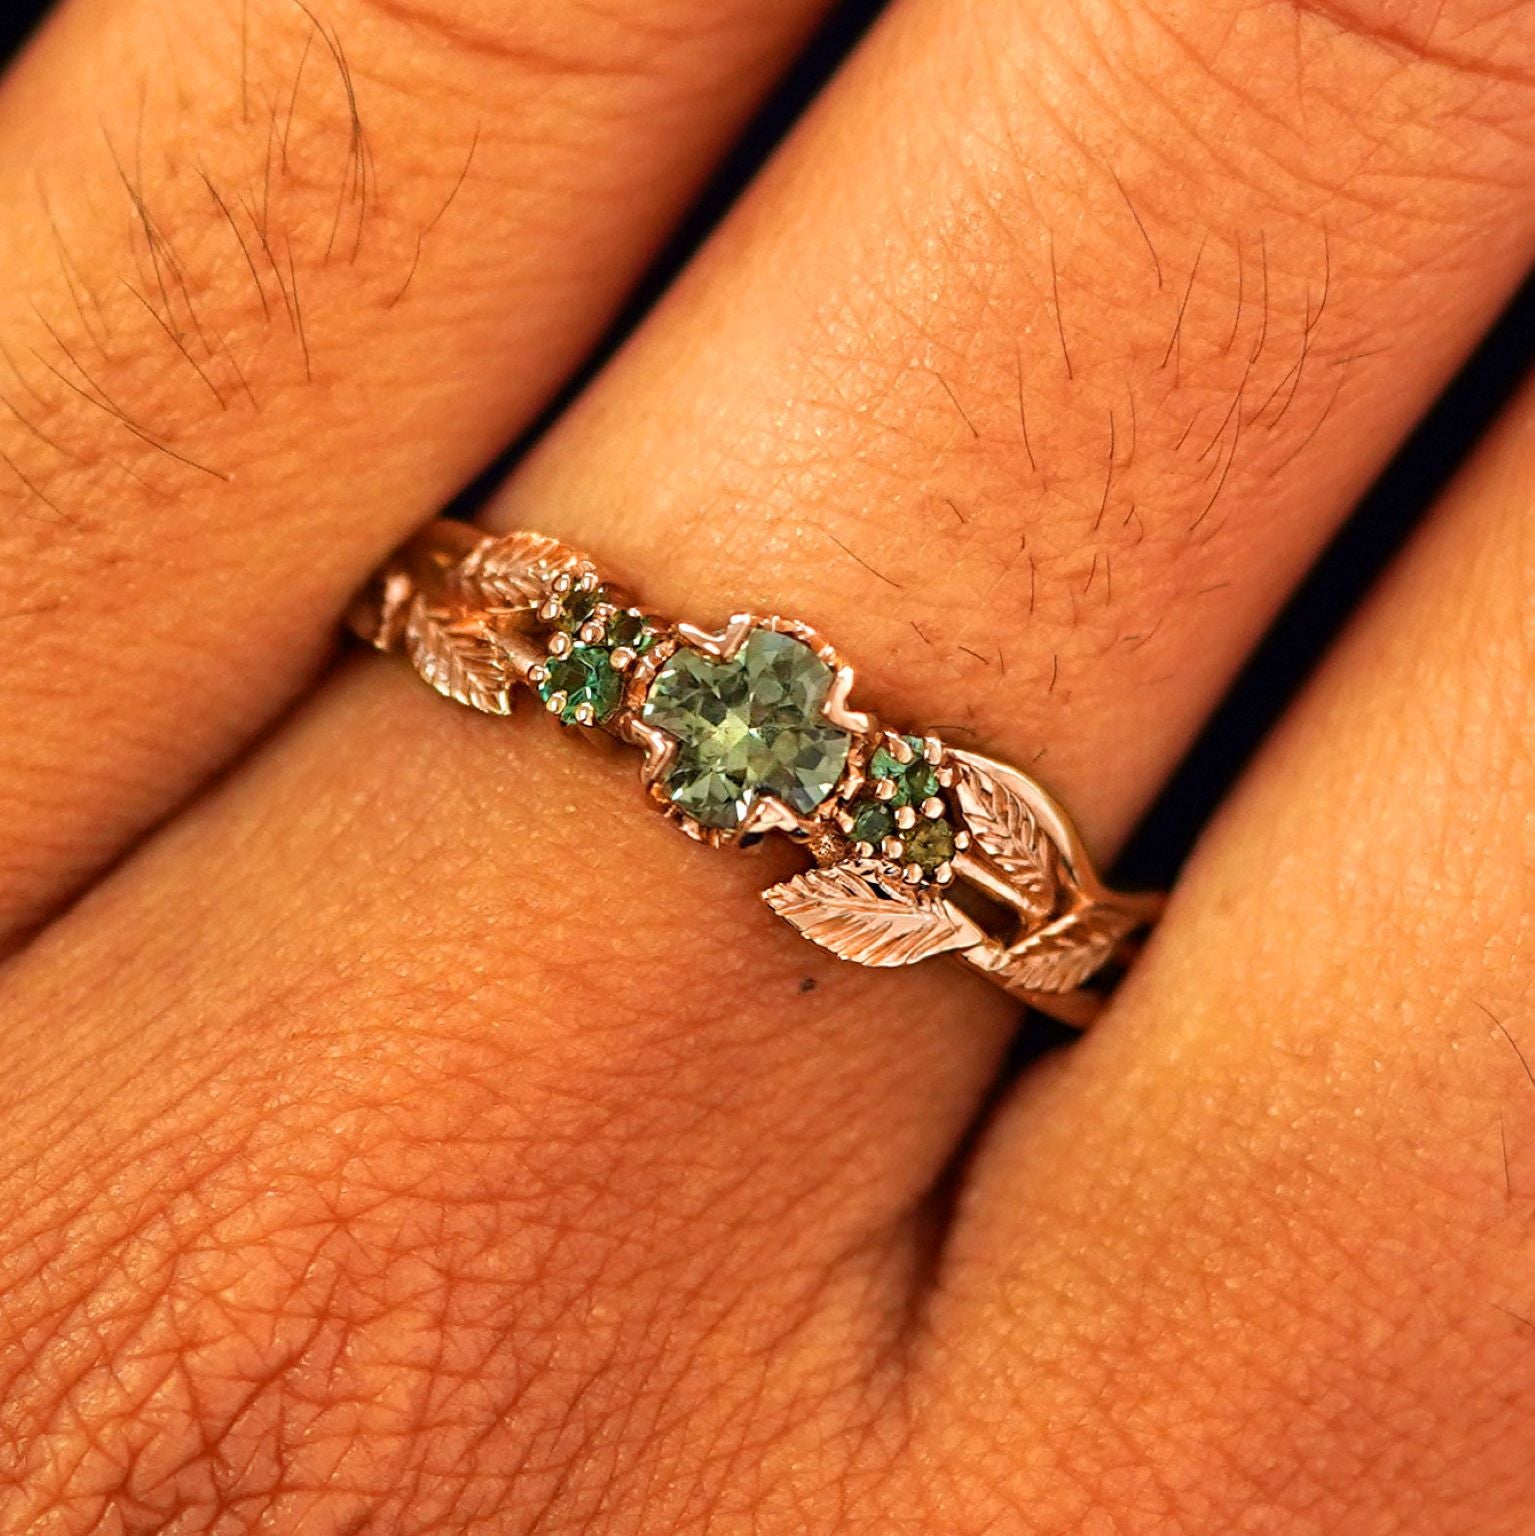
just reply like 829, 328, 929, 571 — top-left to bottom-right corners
1284, 0, 1535, 85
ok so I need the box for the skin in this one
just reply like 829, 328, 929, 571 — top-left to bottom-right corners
0, 0, 1533, 1530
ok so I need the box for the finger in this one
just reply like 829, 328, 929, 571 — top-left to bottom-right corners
494, 0, 1535, 850
7, 0, 1535, 1525
934, 378, 1535, 1529
0, 0, 834, 935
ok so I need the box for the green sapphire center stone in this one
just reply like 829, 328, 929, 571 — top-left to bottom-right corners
642, 628, 851, 831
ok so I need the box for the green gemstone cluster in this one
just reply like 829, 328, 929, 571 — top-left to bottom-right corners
532, 576, 655, 727
842, 734, 962, 879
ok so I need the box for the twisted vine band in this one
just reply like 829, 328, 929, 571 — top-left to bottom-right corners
349, 521, 1162, 1026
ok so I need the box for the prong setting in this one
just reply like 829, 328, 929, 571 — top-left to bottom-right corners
821, 664, 873, 734
625, 718, 679, 786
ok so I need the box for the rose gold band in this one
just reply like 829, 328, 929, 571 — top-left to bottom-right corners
350, 520, 1162, 1026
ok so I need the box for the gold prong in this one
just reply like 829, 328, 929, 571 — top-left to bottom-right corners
922, 736, 943, 765
874, 779, 897, 802
610, 646, 636, 671
545, 691, 568, 716
538, 598, 562, 623
548, 632, 572, 658
575, 570, 599, 592
624, 718, 679, 786
902, 862, 924, 885
739, 798, 805, 836
835, 809, 855, 833
936, 766, 955, 788
853, 840, 874, 857
894, 805, 917, 831
920, 796, 945, 820
892, 735, 916, 764
578, 621, 605, 645
528, 663, 548, 686
551, 573, 573, 596
880, 836, 905, 860
821, 664, 873, 733
675, 615, 754, 659
572, 701, 596, 727
933, 862, 955, 886
953, 829, 972, 851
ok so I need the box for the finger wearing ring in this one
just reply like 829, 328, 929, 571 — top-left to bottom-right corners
352, 520, 1163, 1027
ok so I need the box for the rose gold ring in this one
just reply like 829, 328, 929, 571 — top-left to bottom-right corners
349, 521, 1162, 1026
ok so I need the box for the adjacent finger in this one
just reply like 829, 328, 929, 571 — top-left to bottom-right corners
933, 379, 1535, 1529
0, 0, 833, 936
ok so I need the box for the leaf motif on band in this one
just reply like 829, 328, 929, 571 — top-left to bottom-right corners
951, 755, 1061, 921
762, 860, 986, 968
466, 530, 586, 608
404, 598, 516, 715
991, 903, 1139, 994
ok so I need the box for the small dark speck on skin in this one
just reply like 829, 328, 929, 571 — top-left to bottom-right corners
799, 976, 817, 994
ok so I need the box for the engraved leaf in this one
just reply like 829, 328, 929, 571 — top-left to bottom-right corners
994, 903, 1139, 994
467, 530, 585, 608
404, 598, 516, 715
762, 860, 986, 968
952, 756, 1060, 919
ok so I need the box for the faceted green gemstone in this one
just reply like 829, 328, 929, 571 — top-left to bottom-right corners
537, 646, 622, 725
870, 736, 939, 806
554, 584, 608, 634
849, 800, 896, 848
607, 608, 652, 653
641, 628, 851, 831
904, 817, 956, 872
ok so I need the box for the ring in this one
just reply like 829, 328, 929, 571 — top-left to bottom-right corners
350, 521, 1162, 1026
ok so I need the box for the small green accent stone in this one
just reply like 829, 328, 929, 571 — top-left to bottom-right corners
537, 646, 622, 725
642, 628, 851, 831
554, 584, 608, 634
849, 801, 896, 847
607, 609, 652, 653
904, 817, 956, 872
870, 736, 939, 806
